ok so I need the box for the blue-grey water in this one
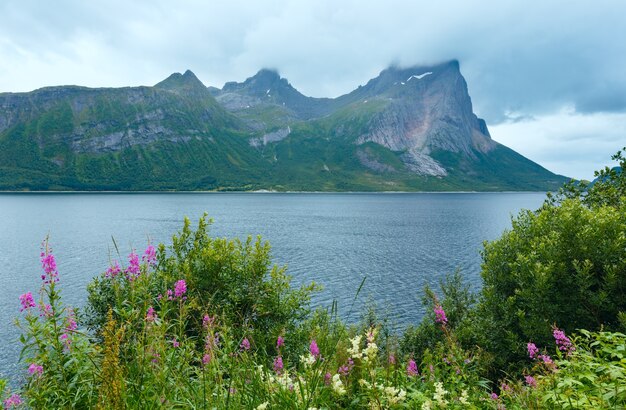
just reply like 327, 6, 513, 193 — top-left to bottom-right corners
0, 192, 545, 381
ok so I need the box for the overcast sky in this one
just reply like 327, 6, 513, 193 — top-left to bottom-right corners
1, 0, 625, 180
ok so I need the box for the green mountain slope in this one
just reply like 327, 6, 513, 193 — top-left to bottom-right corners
0, 63, 569, 191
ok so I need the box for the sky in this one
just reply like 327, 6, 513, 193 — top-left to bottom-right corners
1, 0, 625, 180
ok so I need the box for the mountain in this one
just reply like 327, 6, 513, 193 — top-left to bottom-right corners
0, 62, 569, 191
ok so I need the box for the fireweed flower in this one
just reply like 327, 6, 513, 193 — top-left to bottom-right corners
525, 375, 537, 388
273, 355, 284, 374
434, 305, 448, 325
241, 338, 251, 351
171, 339, 180, 348
202, 353, 211, 366
19, 292, 36, 311
105, 262, 121, 279
124, 251, 141, 280
527, 342, 539, 359
28, 363, 44, 377
324, 372, 332, 385
406, 359, 419, 376
146, 306, 156, 322
40, 247, 59, 283
539, 354, 554, 366
553, 328, 574, 354
40, 303, 52, 318
276, 335, 285, 349
60, 333, 71, 351
338, 358, 354, 376
3, 394, 23, 408
202, 314, 215, 329
143, 244, 157, 265
490, 392, 499, 400
309, 339, 320, 358
174, 280, 187, 299
65, 308, 77, 332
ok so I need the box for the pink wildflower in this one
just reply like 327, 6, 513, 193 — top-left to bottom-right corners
202, 314, 215, 329
388, 353, 396, 365
240, 338, 251, 351
276, 335, 285, 349
202, 353, 211, 366
171, 339, 180, 348
166, 289, 173, 300
40, 303, 52, 318
406, 359, 419, 376
539, 354, 554, 367
146, 306, 156, 322
60, 333, 71, 351
490, 392, 499, 400
143, 244, 157, 265
525, 375, 537, 388
28, 363, 44, 377
324, 372, 332, 385
124, 251, 141, 280
553, 328, 574, 354
273, 356, 284, 374
527, 342, 539, 359
174, 280, 187, 298
65, 308, 77, 332
338, 358, 354, 376
40, 247, 59, 283
3, 394, 22, 408
105, 262, 121, 278
309, 339, 320, 358
19, 292, 35, 311
434, 304, 448, 325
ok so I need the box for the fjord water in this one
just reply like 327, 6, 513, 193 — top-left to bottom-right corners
0, 192, 545, 378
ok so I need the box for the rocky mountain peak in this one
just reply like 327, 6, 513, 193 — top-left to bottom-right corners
154, 69, 208, 95
222, 68, 295, 98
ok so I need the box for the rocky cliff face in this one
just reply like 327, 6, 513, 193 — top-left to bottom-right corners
0, 61, 567, 191
0, 70, 238, 154
213, 61, 495, 176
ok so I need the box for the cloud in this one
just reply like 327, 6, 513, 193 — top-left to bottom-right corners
490, 108, 626, 180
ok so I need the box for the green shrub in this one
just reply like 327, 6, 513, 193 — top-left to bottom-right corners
85, 214, 318, 356
474, 148, 626, 375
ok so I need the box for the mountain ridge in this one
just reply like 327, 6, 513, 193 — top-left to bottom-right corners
0, 61, 569, 191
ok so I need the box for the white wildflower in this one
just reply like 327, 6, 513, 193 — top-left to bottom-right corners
421, 399, 432, 410
358, 378, 372, 389
433, 382, 448, 406
300, 353, 316, 367
384, 386, 406, 405
332, 374, 346, 395
255, 402, 269, 410
459, 389, 469, 405
347, 335, 363, 359
366, 326, 378, 343
363, 342, 378, 363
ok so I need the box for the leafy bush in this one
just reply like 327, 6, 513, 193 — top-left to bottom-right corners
85, 214, 318, 357
472, 149, 626, 375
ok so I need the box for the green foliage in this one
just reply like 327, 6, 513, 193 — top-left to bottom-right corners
470, 148, 626, 376
400, 270, 478, 360
86, 215, 317, 356
547, 146, 626, 209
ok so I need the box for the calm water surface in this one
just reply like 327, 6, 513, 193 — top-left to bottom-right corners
0, 192, 545, 380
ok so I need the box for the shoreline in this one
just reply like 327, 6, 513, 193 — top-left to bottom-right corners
0, 190, 549, 194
